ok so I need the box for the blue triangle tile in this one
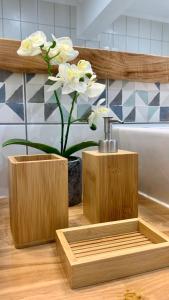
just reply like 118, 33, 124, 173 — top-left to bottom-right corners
111, 106, 122, 120
0, 84, 5, 103
77, 104, 91, 119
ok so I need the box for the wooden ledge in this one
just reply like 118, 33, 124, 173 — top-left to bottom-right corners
1, 38, 169, 82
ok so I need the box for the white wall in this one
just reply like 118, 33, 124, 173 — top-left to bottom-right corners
0, 0, 169, 55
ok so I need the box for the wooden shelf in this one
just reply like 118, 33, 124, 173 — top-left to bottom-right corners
1, 38, 169, 82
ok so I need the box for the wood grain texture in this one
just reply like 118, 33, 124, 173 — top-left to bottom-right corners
83, 150, 138, 223
1, 39, 169, 82
8, 154, 68, 248
0, 197, 169, 299
56, 218, 169, 288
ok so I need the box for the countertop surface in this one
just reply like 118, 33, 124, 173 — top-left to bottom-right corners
0, 197, 169, 300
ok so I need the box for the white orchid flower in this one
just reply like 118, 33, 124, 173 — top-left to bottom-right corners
48, 61, 105, 99
48, 63, 86, 94
88, 99, 110, 130
48, 35, 79, 65
17, 31, 47, 56
17, 38, 42, 56
29, 31, 47, 47
77, 60, 93, 75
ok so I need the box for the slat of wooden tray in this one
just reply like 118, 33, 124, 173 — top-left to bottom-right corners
70, 231, 140, 247
70, 233, 147, 250
72, 235, 150, 254
74, 240, 153, 258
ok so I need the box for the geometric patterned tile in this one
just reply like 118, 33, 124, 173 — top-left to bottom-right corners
135, 90, 148, 106
123, 106, 135, 122
110, 105, 123, 121
135, 106, 148, 122
148, 106, 160, 122
0, 71, 24, 123
160, 90, 169, 106
135, 81, 149, 91
0, 103, 24, 123
26, 75, 106, 123
148, 92, 160, 106
109, 89, 122, 106
122, 90, 135, 106
160, 107, 169, 121
148, 91, 160, 106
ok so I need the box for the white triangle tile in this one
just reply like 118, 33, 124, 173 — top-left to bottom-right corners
108, 89, 121, 102
135, 107, 148, 122
160, 83, 169, 91
108, 80, 122, 90
148, 108, 160, 122
123, 106, 134, 119
122, 81, 135, 90
135, 81, 149, 91
5, 73, 23, 85
148, 91, 159, 104
26, 74, 48, 85
0, 103, 23, 123
27, 103, 44, 123
5, 84, 22, 100
45, 108, 61, 123
122, 89, 133, 103
147, 83, 160, 92
160, 91, 169, 106
26, 84, 43, 102
135, 92, 146, 106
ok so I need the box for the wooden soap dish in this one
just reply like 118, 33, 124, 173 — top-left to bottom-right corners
56, 218, 169, 288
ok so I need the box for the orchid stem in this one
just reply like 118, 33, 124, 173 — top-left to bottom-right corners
63, 92, 78, 153
47, 61, 65, 154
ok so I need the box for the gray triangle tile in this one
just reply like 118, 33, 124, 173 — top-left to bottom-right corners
110, 90, 122, 106
29, 86, 44, 103
0, 70, 12, 82
6, 86, 23, 103
6, 103, 24, 120
26, 73, 35, 83
149, 92, 160, 106
44, 103, 57, 120
155, 82, 160, 90
124, 107, 135, 122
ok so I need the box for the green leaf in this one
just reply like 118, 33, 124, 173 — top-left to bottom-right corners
63, 141, 98, 158
2, 139, 61, 155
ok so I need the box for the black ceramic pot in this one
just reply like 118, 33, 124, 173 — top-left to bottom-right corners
68, 156, 82, 206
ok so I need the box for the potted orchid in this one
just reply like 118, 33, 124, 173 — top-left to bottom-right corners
2, 31, 109, 206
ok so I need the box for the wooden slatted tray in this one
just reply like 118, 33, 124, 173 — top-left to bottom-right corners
56, 218, 169, 289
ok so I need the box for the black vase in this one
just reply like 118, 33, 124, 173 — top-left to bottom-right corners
68, 156, 82, 206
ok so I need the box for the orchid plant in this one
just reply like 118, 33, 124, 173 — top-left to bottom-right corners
3, 31, 109, 158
